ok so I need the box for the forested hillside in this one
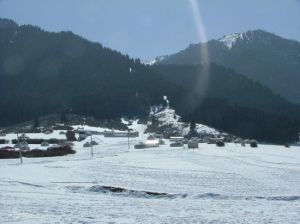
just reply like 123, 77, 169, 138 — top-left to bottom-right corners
1, 18, 300, 142
154, 64, 300, 142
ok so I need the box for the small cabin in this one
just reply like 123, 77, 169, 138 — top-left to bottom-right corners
250, 140, 258, 148
104, 131, 139, 138
188, 140, 198, 149
154, 134, 164, 139
207, 137, 224, 144
66, 131, 76, 141
134, 139, 159, 149
41, 141, 49, 147
0, 139, 9, 144
170, 142, 184, 147
170, 136, 184, 142
145, 139, 160, 147
43, 129, 53, 135
83, 142, 91, 148
0, 146, 14, 151
159, 139, 165, 145
216, 141, 225, 147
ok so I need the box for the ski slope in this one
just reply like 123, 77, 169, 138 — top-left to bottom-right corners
1, 134, 300, 223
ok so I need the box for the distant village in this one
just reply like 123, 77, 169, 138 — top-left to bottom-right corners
0, 117, 264, 160
2, 102, 300, 160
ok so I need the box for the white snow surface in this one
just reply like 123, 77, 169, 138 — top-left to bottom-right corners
218, 32, 245, 49
72, 125, 119, 133
1, 132, 300, 223
143, 56, 166, 65
144, 59, 157, 65
154, 108, 219, 135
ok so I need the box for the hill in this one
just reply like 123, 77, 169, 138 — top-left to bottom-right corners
0, 18, 176, 126
153, 64, 300, 142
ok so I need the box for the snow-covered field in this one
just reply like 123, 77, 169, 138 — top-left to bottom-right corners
1, 130, 300, 223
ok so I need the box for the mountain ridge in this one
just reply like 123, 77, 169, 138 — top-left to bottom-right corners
157, 29, 300, 104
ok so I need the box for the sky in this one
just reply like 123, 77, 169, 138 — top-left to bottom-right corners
0, 0, 300, 60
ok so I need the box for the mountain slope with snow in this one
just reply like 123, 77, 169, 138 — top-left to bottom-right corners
218, 32, 245, 49
158, 29, 300, 104
152, 107, 219, 136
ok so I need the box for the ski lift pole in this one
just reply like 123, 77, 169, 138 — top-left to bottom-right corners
19, 150, 23, 164
17, 132, 23, 164
128, 129, 130, 149
90, 135, 94, 157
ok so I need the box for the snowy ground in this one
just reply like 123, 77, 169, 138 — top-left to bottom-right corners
1, 132, 300, 223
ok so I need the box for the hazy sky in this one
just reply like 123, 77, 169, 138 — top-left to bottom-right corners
0, 0, 299, 60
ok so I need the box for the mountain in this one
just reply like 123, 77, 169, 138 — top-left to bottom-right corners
158, 30, 300, 104
153, 64, 300, 142
153, 64, 298, 116
1, 18, 300, 143
0, 18, 176, 125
